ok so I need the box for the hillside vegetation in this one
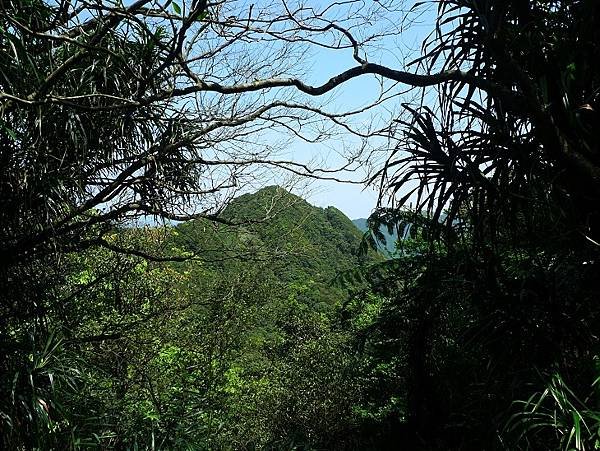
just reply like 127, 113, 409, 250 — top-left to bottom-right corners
0, 188, 385, 448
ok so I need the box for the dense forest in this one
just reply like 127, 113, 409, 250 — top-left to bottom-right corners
2, 0, 600, 449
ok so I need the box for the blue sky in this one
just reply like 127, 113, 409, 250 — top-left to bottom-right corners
134, 0, 438, 221
279, 4, 436, 219
139, 0, 438, 220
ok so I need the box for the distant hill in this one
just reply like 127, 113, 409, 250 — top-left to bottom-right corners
172, 186, 380, 303
352, 218, 399, 256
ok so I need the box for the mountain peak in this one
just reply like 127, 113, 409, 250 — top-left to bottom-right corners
175, 187, 380, 302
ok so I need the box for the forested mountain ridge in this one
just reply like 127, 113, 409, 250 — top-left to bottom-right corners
173, 186, 380, 302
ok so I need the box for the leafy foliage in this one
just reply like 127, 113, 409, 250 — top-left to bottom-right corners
506, 373, 600, 450
359, 2, 600, 448
3, 1, 600, 449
